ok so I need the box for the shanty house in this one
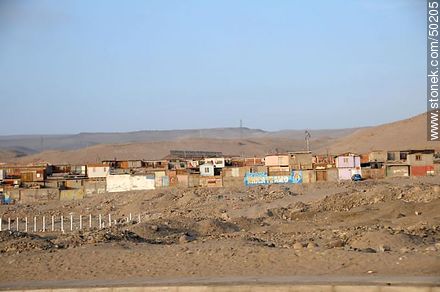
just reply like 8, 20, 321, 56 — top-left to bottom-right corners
200, 163, 215, 176
87, 164, 110, 178
407, 150, 435, 176
335, 153, 361, 180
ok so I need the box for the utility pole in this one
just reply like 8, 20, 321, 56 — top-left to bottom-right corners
305, 131, 311, 152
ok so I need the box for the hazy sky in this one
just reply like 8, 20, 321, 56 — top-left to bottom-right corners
0, 0, 425, 134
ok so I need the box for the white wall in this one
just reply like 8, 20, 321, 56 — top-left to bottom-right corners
88, 166, 109, 178
107, 174, 155, 192
200, 164, 214, 176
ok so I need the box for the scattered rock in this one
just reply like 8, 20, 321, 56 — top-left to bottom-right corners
179, 234, 192, 244
327, 239, 345, 248
293, 242, 303, 250
378, 244, 391, 252
425, 246, 437, 252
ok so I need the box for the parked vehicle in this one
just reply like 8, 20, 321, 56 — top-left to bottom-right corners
351, 174, 363, 181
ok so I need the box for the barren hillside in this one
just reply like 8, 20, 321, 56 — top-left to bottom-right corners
3, 112, 436, 164
316, 113, 439, 154
12, 137, 334, 165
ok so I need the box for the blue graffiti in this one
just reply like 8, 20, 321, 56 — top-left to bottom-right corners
244, 171, 303, 186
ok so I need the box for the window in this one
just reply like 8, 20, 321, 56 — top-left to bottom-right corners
416, 155, 422, 161
343, 158, 349, 163
205, 167, 210, 172
400, 152, 407, 160
387, 152, 395, 161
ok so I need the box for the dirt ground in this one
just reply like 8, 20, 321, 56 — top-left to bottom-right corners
0, 176, 439, 286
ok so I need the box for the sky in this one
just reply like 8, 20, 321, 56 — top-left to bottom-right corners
0, 0, 426, 134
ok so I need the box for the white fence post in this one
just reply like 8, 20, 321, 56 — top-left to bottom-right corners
8, 218, 11, 230
42, 216, 45, 232
51, 215, 54, 232
79, 215, 82, 230
99, 214, 102, 229
61, 216, 64, 233
138, 214, 141, 224
70, 214, 73, 231
33, 216, 36, 232
89, 214, 92, 229
0, 217, 2, 231
16, 217, 19, 231
25, 217, 28, 232
129, 213, 132, 221
108, 214, 111, 227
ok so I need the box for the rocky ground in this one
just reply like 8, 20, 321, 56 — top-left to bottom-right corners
0, 176, 439, 285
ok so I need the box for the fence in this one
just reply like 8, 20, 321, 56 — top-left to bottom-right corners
0, 213, 142, 233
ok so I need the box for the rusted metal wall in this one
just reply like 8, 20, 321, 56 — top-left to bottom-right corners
410, 165, 435, 176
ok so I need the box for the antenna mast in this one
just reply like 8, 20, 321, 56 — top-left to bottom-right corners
305, 130, 311, 152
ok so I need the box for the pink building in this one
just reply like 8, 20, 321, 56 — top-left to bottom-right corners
335, 153, 361, 180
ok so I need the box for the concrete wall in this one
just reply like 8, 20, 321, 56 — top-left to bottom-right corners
107, 175, 155, 193
361, 168, 385, 179
176, 174, 189, 187
199, 176, 223, 187
19, 188, 60, 203
188, 174, 200, 187
223, 176, 243, 187
131, 175, 156, 191
60, 189, 85, 201
386, 165, 409, 177
65, 179, 83, 189
327, 168, 338, 182
84, 179, 106, 196
302, 170, 316, 183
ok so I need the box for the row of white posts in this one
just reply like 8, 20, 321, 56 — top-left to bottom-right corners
0, 213, 141, 233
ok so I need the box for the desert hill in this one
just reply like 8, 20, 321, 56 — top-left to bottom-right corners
2, 112, 437, 164
12, 137, 336, 165
317, 112, 439, 154
0, 127, 358, 156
